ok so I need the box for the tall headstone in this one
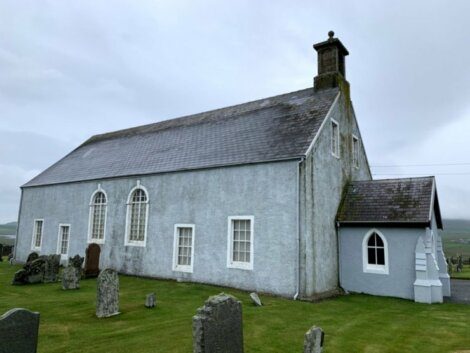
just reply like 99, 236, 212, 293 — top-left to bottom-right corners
43, 254, 61, 283
69, 254, 84, 278
96, 269, 120, 318
85, 243, 101, 278
0, 308, 40, 353
62, 265, 80, 290
193, 293, 244, 353
26, 252, 39, 263
303, 326, 324, 353
0, 244, 3, 262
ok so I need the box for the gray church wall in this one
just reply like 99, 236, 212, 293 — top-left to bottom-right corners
339, 226, 425, 300
299, 91, 371, 298
16, 160, 299, 297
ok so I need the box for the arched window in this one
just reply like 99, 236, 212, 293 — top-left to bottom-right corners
362, 229, 389, 274
88, 189, 107, 243
125, 185, 149, 246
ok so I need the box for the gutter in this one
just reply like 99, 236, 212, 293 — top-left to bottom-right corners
294, 156, 305, 300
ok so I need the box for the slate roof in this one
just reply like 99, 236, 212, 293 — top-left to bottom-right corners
337, 177, 443, 228
23, 87, 339, 187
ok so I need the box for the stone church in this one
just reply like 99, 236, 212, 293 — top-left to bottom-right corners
14, 32, 450, 303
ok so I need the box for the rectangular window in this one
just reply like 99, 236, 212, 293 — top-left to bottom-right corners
57, 225, 70, 258
32, 219, 43, 250
173, 224, 195, 273
227, 216, 254, 270
352, 135, 359, 168
331, 119, 340, 158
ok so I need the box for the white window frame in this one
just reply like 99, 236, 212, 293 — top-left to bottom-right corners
57, 223, 71, 260
227, 216, 254, 271
87, 185, 108, 244
352, 134, 359, 168
331, 118, 340, 158
31, 219, 44, 251
124, 182, 149, 247
172, 224, 195, 273
362, 228, 389, 275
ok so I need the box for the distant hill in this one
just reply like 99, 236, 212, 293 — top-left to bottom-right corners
0, 222, 17, 236
440, 219, 470, 258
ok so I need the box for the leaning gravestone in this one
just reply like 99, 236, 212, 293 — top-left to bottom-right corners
193, 293, 244, 353
62, 265, 80, 290
43, 254, 61, 283
84, 243, 101, 278
303, 326, 324, 353
12, 257, 46, 285
96, 269, 120, 318
69, 254, 84, 278
0, 308, 40, 353
145, 293, 156, 308
26, 252, 39, 263
249, 292, 262, 306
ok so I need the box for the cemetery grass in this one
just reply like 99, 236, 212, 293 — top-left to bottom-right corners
451, 265, 470, 279
1, 261, 470, 353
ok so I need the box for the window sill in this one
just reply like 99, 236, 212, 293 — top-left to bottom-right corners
31, 247, 41, 252
125, 241, 146, 247
363, 265, 389, 275
227, 262, 253, 271
331, 152, 340, 159
173, 266, 193, 273
88, 239, 105, 245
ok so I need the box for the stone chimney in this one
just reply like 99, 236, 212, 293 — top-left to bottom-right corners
313, 31, 349, 91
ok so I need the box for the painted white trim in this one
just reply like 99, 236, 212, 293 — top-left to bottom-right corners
31, 219, 44, 251
172, 224, 195, 273
124, 182, 149, 247
351, 134, 359, 169
305, 92, 341, 156
428, 178, 436, 224
362, 228, 389, 275
87, 186, 108, 245
227, 216, 254, 270
57, 223, 71, 261
331, 118, 340, 159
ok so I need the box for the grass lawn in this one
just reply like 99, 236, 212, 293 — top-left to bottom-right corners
1, 261, 470, 353
451, 265, 470, 280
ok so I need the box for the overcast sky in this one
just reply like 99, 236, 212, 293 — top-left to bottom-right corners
1, 0, 469, 223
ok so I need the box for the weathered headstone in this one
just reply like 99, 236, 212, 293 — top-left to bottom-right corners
457, 255, 464, 272
145, 293, 156, 308
12, 257, 46, 285
96, 269, 120, 318
26, 252, 39, 263
69, 254, 84, 278
193, 293, 244, 353
0, 244, 3, 262
85, 243, 101, 278
303, 326, 324, 353
43, 254, 61, 283
249, 292, 262, 306
0, 308, 40, 353
62, 265, 80, 290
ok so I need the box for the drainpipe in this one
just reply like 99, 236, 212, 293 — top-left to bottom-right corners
293, 156, 305, 300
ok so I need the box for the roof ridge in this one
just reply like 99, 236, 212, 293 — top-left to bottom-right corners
84, 87, 337, 145
352, 176, 434, 183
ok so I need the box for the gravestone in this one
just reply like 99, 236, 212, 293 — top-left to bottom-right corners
249, 292, 262, 306
26, 252, 39, 263
0, 308, 40, 353
69, 254, 84, 278
62, 265, 80, 290
85, 243, 101, 278
145, 293, 156, 308
96, 269, 120, 318
43, 254, 61, 283
0, 244, 3, 261
193, 293, 244, 353
12, 257, 46, 285
303, 326, 324, 353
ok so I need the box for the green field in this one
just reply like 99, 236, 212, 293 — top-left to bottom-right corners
1, 261, 470, 353
451, 265, 470, 280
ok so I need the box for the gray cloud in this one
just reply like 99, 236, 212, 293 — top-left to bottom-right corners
0, 0, 469, 222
